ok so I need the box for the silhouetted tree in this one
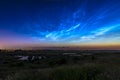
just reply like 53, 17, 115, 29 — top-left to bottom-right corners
28, 56, 33, 61
91, 55, 95, 61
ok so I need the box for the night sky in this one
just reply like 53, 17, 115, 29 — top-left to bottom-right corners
1, 0, 120, 49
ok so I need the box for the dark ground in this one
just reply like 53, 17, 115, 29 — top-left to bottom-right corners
0, 50, 120, 80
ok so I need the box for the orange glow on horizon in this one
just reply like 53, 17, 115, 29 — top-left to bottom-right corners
0, 43, 120, 50
1, 38, 120, 50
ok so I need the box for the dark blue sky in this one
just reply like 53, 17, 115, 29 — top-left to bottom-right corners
1, 0, 120, 49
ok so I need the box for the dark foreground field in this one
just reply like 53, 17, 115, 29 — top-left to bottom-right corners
0, 50, 120, 80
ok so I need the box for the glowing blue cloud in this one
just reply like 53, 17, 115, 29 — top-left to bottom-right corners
26, 0, 120, 44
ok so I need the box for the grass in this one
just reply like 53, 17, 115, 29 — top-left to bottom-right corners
1, 50, 120, 80
4, 64, 112, 80
4, 63, 120, 80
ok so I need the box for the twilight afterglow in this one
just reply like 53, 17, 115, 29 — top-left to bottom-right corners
0, 0, 120, 50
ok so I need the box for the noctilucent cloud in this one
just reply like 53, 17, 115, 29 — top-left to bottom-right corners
1, 0, 120, 49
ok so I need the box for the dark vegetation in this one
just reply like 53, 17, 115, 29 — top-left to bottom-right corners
0, 50, 120, 80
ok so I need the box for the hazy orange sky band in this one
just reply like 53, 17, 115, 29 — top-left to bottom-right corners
1, 42, 120, 50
